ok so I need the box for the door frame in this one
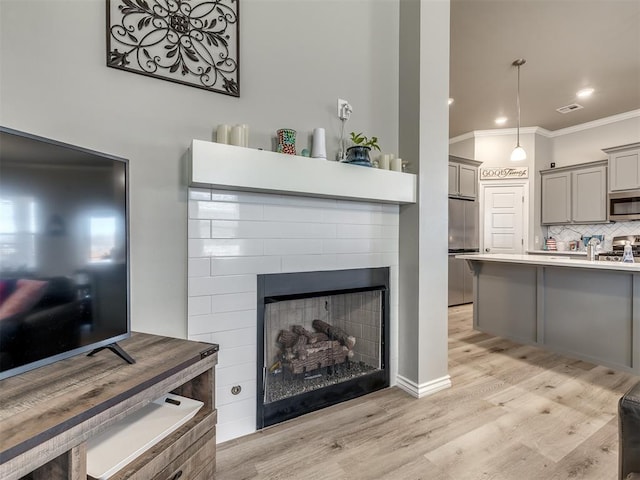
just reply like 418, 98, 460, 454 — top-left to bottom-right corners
479, 180, 530, 254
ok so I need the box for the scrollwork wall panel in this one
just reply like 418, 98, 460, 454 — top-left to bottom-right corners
106, 0, 239, 96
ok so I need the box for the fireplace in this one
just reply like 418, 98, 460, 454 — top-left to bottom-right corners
256, 267, 390, 428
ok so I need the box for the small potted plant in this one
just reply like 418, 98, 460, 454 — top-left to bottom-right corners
346, 132, 381, 165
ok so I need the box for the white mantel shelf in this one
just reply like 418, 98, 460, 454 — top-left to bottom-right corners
188, 140, 417, 204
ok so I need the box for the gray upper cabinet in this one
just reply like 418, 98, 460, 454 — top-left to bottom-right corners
572, 165, 608, 223
541, 160, 608, 225
541, 171, 571, 224
449, 156, 481, 199
604, 143, 640, 192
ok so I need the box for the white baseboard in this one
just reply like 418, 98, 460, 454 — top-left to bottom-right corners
395, 374, 452, 398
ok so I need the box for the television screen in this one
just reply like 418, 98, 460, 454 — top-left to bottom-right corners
0, 127, 129, 380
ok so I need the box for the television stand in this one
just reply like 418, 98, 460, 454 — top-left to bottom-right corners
87, 342, 136, 364
0, 332, 218, 480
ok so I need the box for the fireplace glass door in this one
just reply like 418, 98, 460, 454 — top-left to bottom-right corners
264, 289, 383, 405
257, 267, 389, 429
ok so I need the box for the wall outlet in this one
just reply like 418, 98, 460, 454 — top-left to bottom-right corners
337, 98, 352, 120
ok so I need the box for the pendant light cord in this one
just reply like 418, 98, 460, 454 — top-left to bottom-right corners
516, 62, 521, 147
512, 58, 526, 148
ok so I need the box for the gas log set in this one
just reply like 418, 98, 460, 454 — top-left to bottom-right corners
273, 320, 356, 375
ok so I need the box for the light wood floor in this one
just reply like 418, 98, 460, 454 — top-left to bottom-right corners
216, 304, 639, 479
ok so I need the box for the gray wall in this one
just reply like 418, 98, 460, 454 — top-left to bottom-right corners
0, 0, 400, 338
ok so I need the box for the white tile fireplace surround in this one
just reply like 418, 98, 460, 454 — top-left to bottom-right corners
186, 141, 414, 443
187, 188, 400, 443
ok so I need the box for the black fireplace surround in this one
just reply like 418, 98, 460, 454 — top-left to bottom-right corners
256, 267, 390, 429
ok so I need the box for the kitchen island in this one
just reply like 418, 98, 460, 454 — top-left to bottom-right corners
456, 253, 640, 374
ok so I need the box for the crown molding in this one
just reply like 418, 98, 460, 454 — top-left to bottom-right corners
546, 109, 640, 137
450, 109, 640, 144
448, 131, 475, 144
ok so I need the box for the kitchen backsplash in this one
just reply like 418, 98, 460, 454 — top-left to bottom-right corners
546, 221, 640, 251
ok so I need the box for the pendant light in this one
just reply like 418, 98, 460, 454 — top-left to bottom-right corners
510, 58, 527, 162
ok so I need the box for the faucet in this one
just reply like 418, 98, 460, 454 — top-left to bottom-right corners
587, 237, 600, 261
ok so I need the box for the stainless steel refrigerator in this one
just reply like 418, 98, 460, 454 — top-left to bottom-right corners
448, 198, 479, 306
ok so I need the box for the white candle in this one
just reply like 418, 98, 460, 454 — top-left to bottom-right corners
391, 157, 402, 172
379, 154, 390, 170
216, 124, 230, 144
241, 124, 249, 147
230, 125, 243, 146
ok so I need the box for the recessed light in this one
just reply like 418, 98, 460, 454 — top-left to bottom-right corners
495, 116, 507, 125
448, 98, 454, 105
577, 88, 594, 98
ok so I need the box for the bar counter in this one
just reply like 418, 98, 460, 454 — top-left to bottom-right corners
456, 253, 640, 374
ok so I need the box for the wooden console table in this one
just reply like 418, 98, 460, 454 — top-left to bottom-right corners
0, 333, 218, 480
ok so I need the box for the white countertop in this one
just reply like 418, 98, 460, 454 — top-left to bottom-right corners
527, 249, 587, 256
456, 253, 640, 272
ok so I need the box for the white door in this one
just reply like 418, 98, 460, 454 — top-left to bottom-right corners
483, 185, 525, 254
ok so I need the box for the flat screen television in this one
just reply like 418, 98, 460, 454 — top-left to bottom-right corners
0, 126, 130, 380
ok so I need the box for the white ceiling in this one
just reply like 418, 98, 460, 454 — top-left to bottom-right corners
449, 0, 640, 139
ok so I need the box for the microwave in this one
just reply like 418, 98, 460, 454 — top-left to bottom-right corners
609, 190, 640, 221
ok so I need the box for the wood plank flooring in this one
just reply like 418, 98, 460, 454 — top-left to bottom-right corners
216, 304, 639, 479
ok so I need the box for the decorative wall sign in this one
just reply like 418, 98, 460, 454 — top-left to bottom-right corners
480, 166, 529, 180
106, 0, 240, 97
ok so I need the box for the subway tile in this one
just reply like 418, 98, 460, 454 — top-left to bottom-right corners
211, 326, 256, 350
216, 361, 256, 387
189, 309, 256, 336
189, 238, 264, 257
217, 343, 256, 368
188, 219, 211, 239
335, 199, 383, 212
334, 253, 383, 269
380, 252, 399, 266
188, 296, 211, 316
188, 200, 264, 220
188, 332, 212, 343
189, 274, 256, 296
211, 256, 281, 275
263, 204, 328, 223
211, 291, 256, 313
217, 397, 255, 421
211, 220, 336, 239
380, 211, 400, 226
381, 203, 400, 215
277, 195, 338, 208
188, 188, 211, 201
215, 413, 256, 444
188, 258, 211, 277
336, 224, 382, 239
209, 189, 286, 205
380, 225, 400, 239
281, 254, 337, 272
371, 238, 398, 253
322, 239, 376, 254
325, 208, 383, 225
264, 239, 323, 256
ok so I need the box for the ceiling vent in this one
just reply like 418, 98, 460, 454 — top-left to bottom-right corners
556, 103, 584, 114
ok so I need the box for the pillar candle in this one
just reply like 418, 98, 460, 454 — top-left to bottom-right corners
230, 125, 243, 146
379, 154, 390, 170
241, 124, 249, 147
391, 157, 403, 172
216, 124, 230, 144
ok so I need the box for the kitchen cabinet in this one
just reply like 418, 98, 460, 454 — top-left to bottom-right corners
605, 143, 640, 192
449, 156, 481, 199
540, 160, 607, 225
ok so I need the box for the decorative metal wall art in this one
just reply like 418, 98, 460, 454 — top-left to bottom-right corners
106, 0, 240, 96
